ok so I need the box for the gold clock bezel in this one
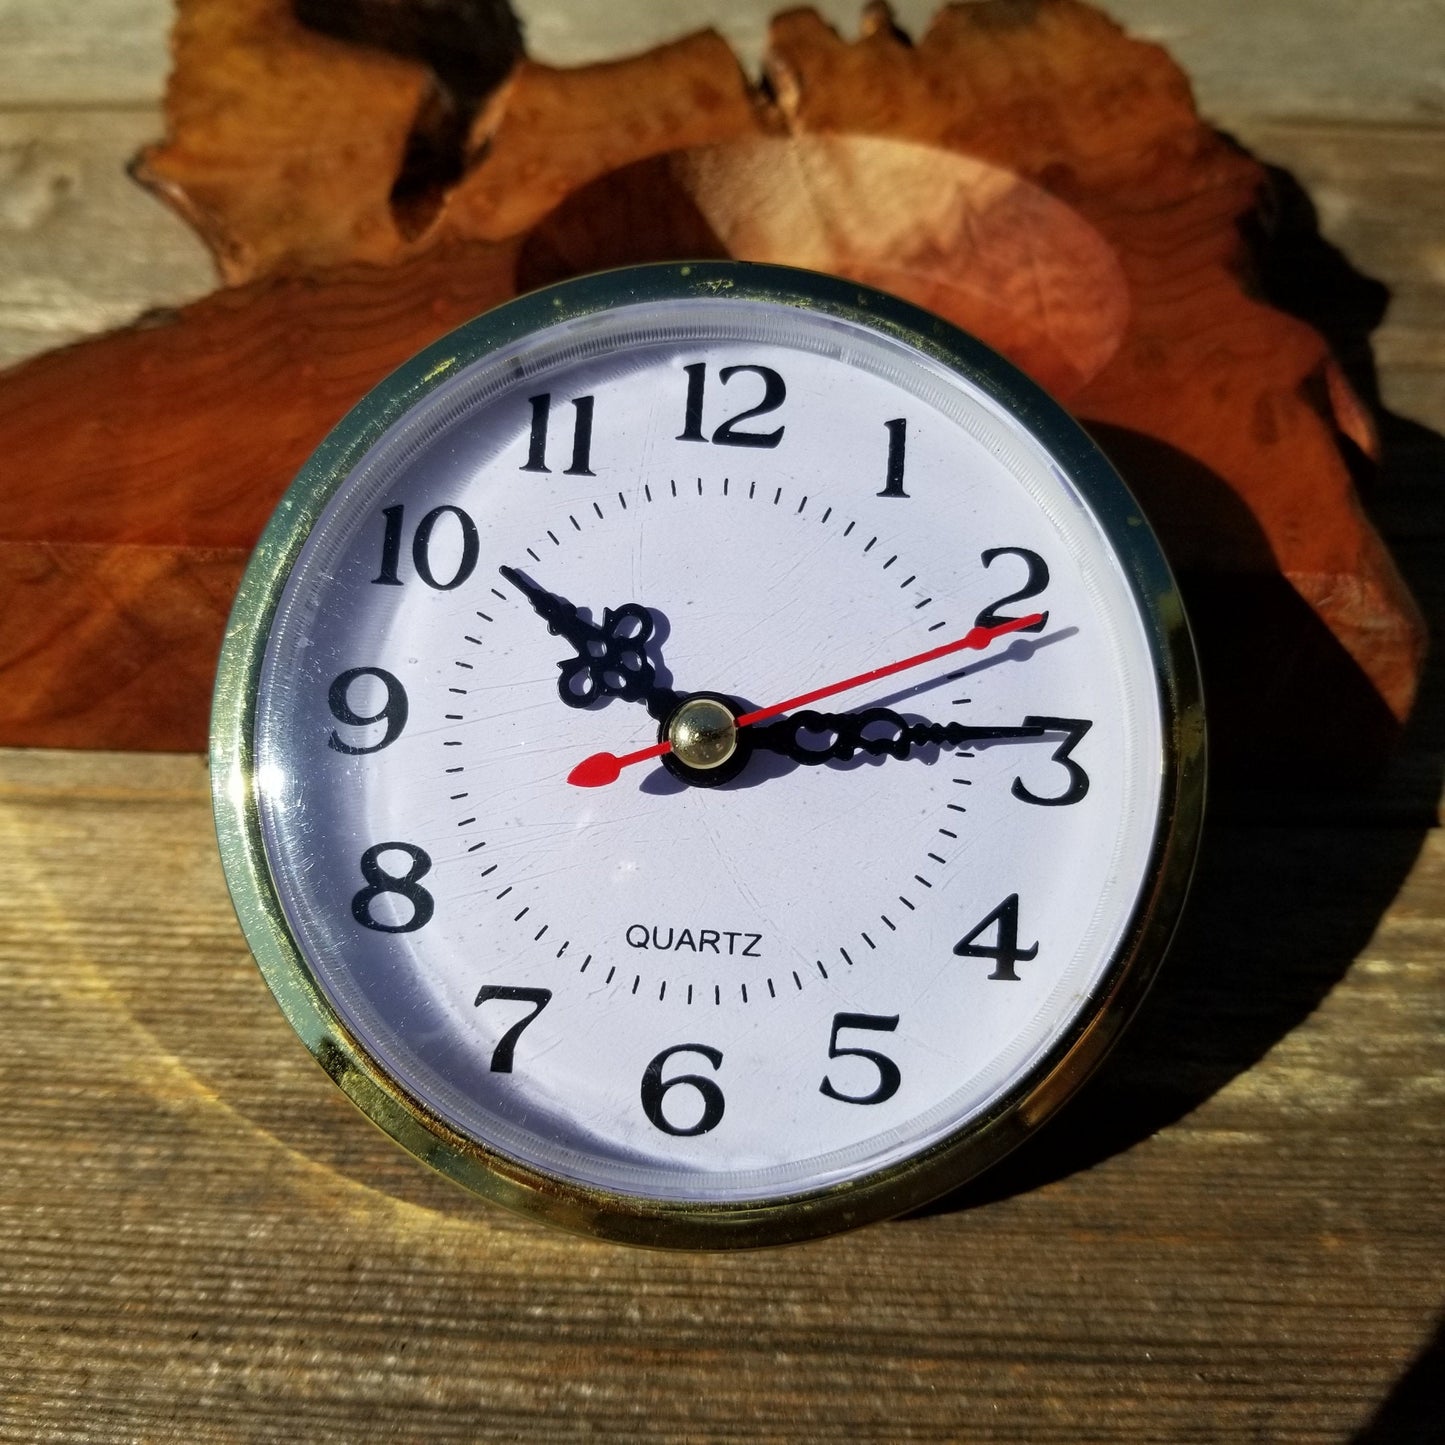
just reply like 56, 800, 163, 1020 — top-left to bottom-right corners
211, 261, 1205, 1249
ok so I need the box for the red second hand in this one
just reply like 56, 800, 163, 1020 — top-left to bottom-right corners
567, 612, 1045, 788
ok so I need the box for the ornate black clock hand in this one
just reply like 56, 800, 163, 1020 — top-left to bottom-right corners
570, 614, 1044, 786
499, 566, 679, 716
747, 707, 1051, 767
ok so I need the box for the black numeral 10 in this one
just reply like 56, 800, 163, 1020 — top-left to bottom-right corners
372, 504, 479, 590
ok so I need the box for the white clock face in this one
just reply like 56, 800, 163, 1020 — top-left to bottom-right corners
225, 270, 1197, 1236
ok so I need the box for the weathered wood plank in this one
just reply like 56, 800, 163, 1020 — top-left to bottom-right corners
14, 0, 1445, 127
0, 108, 214, 371
9, 0, 1441, 125
2, 4, 1443, 1441
0, 747, 1439, 1440
0, 0, 174, 106
1230, 119, 1445, 436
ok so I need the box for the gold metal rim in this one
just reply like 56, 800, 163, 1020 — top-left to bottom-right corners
210, 260, 1206, 1250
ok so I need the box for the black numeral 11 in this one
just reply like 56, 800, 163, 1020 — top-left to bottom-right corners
521, 393, 596, 476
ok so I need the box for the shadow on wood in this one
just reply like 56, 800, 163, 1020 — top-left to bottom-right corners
928, 386, 1445, 1211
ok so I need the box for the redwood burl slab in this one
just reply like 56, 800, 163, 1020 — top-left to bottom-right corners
0, 0, 1423, 774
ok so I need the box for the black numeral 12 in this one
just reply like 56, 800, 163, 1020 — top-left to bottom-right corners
521, 393, 596, 476
677, 363, 786, 448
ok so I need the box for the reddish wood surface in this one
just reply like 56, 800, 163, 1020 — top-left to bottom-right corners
0, 0, 1424, 768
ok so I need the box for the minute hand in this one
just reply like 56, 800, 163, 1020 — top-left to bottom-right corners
568, 613, 1045, 787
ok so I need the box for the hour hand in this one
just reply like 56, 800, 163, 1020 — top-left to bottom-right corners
499, 565, 671, 711
748, 707, 1049, 767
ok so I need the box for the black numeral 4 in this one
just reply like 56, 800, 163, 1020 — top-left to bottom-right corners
954, 894, 1038, 981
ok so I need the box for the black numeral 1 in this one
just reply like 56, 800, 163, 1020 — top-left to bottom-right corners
677, 363, 707, 443
521, 393, 596, 476
878, 417, 909, 497
373, 504, 406, 586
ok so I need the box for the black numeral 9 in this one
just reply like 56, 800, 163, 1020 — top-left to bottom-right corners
327, 667, 408, 754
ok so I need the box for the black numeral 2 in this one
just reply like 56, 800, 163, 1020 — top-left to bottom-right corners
975, 547, 1049, 632
521, 393, 596, 476
677, 363, 786, 449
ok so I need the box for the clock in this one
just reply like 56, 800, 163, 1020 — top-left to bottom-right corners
212, 262, 1204, 1248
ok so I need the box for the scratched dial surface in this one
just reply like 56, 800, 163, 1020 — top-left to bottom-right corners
224, 266, 1198, 1229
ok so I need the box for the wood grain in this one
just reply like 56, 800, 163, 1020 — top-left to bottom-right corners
0, 110, 214, 371
2, 2, 1444, 1440
0, 0, 1427, 771
0, 746, 1440, 1440
6, 0, 1443, 120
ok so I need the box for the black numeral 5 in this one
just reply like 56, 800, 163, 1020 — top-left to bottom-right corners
819, 1013, 901, 1105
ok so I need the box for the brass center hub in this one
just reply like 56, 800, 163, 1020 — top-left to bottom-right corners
666, 697, 738, 771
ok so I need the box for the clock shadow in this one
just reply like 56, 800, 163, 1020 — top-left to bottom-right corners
911, 174, 1445, 1218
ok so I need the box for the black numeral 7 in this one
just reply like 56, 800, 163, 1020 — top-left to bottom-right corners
473, 986, 552, 1072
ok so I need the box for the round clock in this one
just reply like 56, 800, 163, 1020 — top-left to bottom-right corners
212, 262, 1204, 1248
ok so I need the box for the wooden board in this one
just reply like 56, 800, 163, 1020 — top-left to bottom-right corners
1, 2, 1444, 1440
0, 745, 1441, 1440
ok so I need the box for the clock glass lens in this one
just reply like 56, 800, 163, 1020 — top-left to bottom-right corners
249, 292, 1168, 1204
